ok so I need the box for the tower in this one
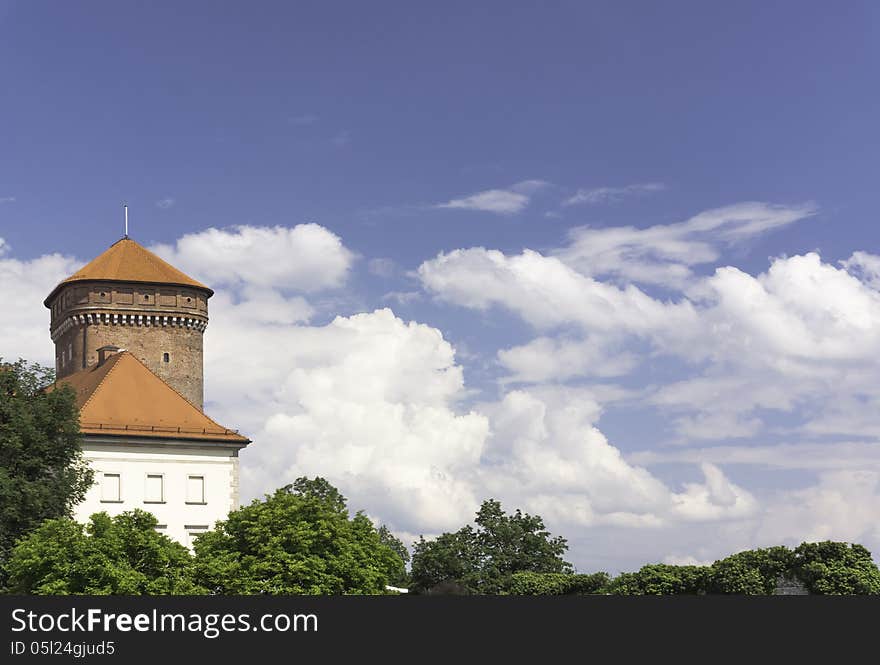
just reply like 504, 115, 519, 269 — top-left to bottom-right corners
44, 237, 211, 409
45, 234, 250, 547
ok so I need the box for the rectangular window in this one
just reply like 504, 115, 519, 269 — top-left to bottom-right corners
186, 475, 205, 504
144, 474, 164, 503
100, 473, 121, 502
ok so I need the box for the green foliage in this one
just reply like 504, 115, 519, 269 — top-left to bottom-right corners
378, 525, 411, 587
507, 571, 610, 595
0, 359, 94, 588
708, 546, 794, 595
607, 565, 710, 595
191, 477, 405, 594
5, 510, 199, 594
601, 542, 880, 595
409, 499, 572, 594
793, 542, 880, 594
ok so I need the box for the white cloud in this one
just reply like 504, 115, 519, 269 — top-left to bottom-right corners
0, 196, 15, 204
151, 223, 355, 292
475, 388, 757, 529
498, 336, 638, 383
563, 182, 665, 207
210, 307, 490, 531
418, 246, 697, 336
630, 441, 880, 472
383, 290, 421, 305
756, 471, 880, 546
155, 198, 175, 209
843, 251, 880, 290
436, 180, 548, 215
0, 240, 80, 365
418, 227, 880, 445
557, 202, 816, 288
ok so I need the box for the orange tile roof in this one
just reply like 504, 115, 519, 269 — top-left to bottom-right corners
49, 352, 249, 444
45, 237, 212, 306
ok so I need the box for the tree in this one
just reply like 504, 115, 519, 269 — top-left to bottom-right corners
409, 499, 571, 594
378, 525, 410, 587
607, 564, 710, 595
793, 542, 880, 595
5, 510, 199, 594
191, 477, 406, 594
707, 546, 794, 595
0, 359, 93, 587
507, 571, 610, 595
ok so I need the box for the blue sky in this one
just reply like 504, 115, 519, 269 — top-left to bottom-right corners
2, 1, 880, 572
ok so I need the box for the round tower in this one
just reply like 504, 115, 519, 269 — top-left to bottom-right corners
44, 237, 212, 409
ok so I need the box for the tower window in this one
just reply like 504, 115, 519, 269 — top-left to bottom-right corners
163, 352, 170, 363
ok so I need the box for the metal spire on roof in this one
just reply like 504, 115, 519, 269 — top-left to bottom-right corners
123, 202, 129, 238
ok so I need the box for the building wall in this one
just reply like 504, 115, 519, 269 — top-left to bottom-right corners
49, 281, 209, 408
73, 437, 243, 548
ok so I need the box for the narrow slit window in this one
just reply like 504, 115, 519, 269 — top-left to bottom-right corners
145, 474, 164, 503
101, 473, 121, 502
163, 352, 170, 363
186, 475, 205, 504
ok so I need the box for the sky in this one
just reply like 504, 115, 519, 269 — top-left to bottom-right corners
1, 0, 879, 573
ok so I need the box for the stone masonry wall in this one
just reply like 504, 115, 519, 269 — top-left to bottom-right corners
50, 281, 209, 409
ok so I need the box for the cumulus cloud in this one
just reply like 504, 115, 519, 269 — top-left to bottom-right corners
0, 239, 80, 365
151, 224, 355, 292
418, 229, 880, 445
756, 471, 880, 546
418, 246, 697, 335
435, 180, 548, 215
843, 251, 880, 290
563, 182, 665, 207
475, 388, 757, 529
155, 198, 175, 209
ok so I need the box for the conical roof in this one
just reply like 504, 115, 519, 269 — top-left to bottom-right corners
45, 237, 212, 306
50, 351, 249, 444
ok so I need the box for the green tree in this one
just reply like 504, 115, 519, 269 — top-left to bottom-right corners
793, 542, 880, 595
378, 525, 410, 587
0, 359, 93, 587
707, 546, 794, 595
607, 564, 710, 595
409, 499, 571, 594
507, 571, 610, 595
191, 477, 405, 594
5, 510, 199, 594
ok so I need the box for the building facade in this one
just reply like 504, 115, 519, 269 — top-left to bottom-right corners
46, 237, 250, 546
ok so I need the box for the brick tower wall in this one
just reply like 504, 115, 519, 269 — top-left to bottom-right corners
49, 281, 209, 409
